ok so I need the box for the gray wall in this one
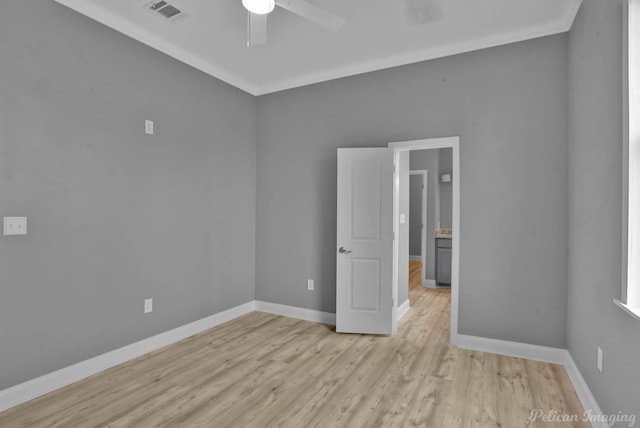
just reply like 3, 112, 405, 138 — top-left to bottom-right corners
409, 150, 438, 281
256, 34, 569, 347
409, 175, 423, 257
0, 1, 257, 390
438, 148, 453, 228
568, 0, 640, 417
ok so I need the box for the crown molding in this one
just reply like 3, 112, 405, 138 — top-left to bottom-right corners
53, 0, 260, 95
54, 0, 582, 96
256, 0, 583, 95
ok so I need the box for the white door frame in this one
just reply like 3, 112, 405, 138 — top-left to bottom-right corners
389, 136, 461, 345
409, 170, 430, 287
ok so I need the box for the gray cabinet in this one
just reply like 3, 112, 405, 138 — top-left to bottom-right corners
435, 238, 452, 286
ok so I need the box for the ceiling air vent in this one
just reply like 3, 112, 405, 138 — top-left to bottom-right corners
145, 0, 188, 23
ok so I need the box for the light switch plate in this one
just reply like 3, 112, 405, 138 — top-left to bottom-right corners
3, 217, 27, 235
307, 279, 314, 291
400, 213, 406, 224
144, 298, 153, 314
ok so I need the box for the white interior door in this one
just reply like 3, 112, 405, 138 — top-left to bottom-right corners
336, 148, 394, 334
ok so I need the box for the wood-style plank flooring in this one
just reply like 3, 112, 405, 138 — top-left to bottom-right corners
0, 261, 587, 427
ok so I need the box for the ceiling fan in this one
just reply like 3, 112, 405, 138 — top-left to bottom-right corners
241, 0, 346, 47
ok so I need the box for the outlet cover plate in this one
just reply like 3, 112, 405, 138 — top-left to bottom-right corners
3, 217, 27, 235
145, 120, 154, 135
597, 346, 604, 372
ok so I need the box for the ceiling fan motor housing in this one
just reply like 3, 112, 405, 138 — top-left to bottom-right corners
242, 0, 275, 15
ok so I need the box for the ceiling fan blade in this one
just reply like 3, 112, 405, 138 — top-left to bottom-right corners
275, 0, 345, 32
247, 12, 268, 46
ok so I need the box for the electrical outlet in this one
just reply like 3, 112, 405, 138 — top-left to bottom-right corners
144, 298, 153, 314
307, 279, 314, 291
3, 217, 27, 236
597, 346, 604, 372
145, 120, 154, 135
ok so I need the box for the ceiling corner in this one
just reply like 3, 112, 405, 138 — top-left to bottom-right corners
54, 0, 261, 96
564, 0, 584, 32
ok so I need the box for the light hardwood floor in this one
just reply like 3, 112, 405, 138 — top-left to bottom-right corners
0, 260, 587, 427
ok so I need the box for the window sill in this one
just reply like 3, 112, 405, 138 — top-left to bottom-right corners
614, 299, 640, 321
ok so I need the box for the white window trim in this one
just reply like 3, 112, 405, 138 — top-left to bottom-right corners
618, 0, 640, 320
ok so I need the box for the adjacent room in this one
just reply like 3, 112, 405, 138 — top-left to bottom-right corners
1, 0, 639, 426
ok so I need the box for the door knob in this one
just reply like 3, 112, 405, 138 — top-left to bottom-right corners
339, 246, 352, 254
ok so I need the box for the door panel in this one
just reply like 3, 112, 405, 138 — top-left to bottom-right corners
350, 258, 381, 311
351, 159, 382, 241
337, 148, 393, 335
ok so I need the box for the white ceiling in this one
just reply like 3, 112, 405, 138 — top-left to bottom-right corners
54, 0, 582, 95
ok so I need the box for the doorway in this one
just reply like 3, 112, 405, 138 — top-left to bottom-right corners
389, 137, 460, 345
409, 170, 431, 287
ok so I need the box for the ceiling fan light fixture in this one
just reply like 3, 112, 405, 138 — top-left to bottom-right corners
242, 0, 275, 15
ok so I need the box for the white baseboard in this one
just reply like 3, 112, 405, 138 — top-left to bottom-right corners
455, 334, 567, 364
0, 300, 256, 413
455, 334, 607, 428
409, 255, 422, 261
397, 299, 411, 321
255, 300, 336, 325
563, 353, 608, 428
422, 278, 437, 288
0, 299, 335, 413
1, 302, 607, 428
